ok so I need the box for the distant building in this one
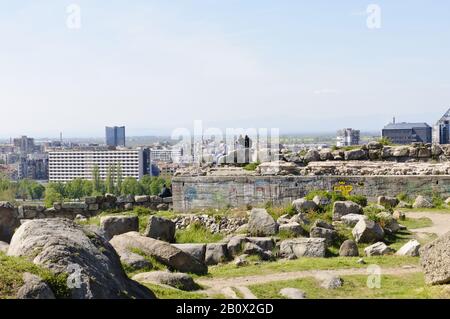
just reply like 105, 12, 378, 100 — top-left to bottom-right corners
18, 154, 48, 180
48, 149, 145, 182
433, 108, 450, 144
13, 136, 35, 154
105, 126, 126, 147
336, 129, 360, 147
150, 148, 183, 163
382, 121, 432, 145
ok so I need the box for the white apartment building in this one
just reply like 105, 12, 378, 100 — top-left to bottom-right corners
48, 149, 144, 182
150, 148, 183, 163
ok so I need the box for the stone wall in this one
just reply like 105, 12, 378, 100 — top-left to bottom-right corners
15, 195, 173, 220
172, 175, 450, 212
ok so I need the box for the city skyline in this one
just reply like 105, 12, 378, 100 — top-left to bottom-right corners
1, 1, 449, 137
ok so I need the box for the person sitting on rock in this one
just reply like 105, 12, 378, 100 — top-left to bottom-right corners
159, 184, 172, 198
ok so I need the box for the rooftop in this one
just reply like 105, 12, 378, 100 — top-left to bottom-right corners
383, 122, 431, 130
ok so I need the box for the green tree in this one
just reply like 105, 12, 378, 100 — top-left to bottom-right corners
121, 177, 144, 196
105, 165, 116, 194
44, 187, 64, 208
116, 164, 123, 195
66, 178, 85, 199
91, 165, 103, 195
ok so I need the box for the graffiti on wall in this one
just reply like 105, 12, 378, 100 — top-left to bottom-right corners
333, 181, 353, 197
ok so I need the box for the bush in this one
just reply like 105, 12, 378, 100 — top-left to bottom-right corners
243, 162, 260, 171
432, 192, 444, 208
397, 192, 411, 203
347, 195, 368, 207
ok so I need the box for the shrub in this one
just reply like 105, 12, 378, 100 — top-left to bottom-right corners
347, 195, 368, 207
432, 192, 444, 208
397, 192, 411, 203
243, 161, 260, 171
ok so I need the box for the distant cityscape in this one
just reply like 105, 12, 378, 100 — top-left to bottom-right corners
0, 107, 449, 183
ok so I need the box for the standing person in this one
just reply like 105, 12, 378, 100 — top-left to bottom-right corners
159, 184, 172, 198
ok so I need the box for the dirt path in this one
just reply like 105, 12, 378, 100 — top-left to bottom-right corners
406, 211, 450, 236
199, 266, 420, 298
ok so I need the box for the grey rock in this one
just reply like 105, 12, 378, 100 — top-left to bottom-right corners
292, 198, 318, 213
8, 219, 155, 299
226, 236, 247, 257
376, 212, 400, 233
279, 238, 327, 258
392, 210, 406, 221
117, 195, 135, 204
316, 274, 343, 289
279, 288, 306, 299
246, 237, 275, 251
341, 214, 367, 227
119, 251, 153, 271
377, 196, 399, 208
312, 219, 334, 230
132, 271, 197, 291
352, 219, 385, 243
344, 149, 367, 161
172, 243, 207, 263
0, 202, 19, 243
339, 240, 359, 257
279, 222, 306, 236
242, 242, 272, 260
100, 215, 139, 240
110, 232, 207, 275
16, 273, 55, 299
309, 227, 337, 245
134, 195, 150, 203
248, 208, 278, 236
205, 243, 229, 266
420, 232, 450, 285
332, 201, 363, 221
398, 201, 413, 209
396, 240, 421, 257
144, 216, 175, 243
364, 242, 394, 256
413, 196, 434, 209
304, 149, 321, 163
313, 195, 331, 207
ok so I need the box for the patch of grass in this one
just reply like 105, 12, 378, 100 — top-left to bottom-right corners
125, 248, 168, 277
176, 222, 224, 244
144, 283, 208, 299
249, 272, 448, 299
401, 217, 433, 229
206, 256, 419, 279
243, 161, 260, 171
0, 252, 70, 299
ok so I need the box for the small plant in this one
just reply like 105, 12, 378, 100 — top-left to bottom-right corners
176, 222, 224, 244
347, 195, 368, 207
243, 161, 260, 171
431, 192, 444, 208
397, 192, 411, 203
378, 137, 392, 146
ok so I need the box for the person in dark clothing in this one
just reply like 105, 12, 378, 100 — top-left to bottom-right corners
159, 184, 172, 198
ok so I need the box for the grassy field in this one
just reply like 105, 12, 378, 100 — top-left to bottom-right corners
204, 256, 419, 279
143, 283, 209, 299
401, 217, 433, 229
248, 272, 450, 299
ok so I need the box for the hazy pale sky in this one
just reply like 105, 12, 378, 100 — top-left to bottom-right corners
1, 0, 449, 138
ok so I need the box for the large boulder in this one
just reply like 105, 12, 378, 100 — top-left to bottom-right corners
292, 198, 318, 213
279, 238, 327, 258
0, 202, 19, 243
413, 196, 433, 209
341, 214, 367, 227
352, 219, 384, 243
364, 242, 394, 256
248, 208, 278, 236
226, 236, 247, 258
246, 237, 275, 251
110, 232, 207, 275
377, 196, 399, 208
304, 149, 321, 163
119, 251, 153, 272
7, 219, 155, 299
16, 273, 55, 299
132, 271, 197, 291
242, 242, 272, 260
344, 149, 367, 161
339, 240, 359, 257
279, 222, 306, 236
144, 216, 176, 243
100, 215, 139, 240
172, 243, 207, 263
376, 212, 400, 233
332, 201, 363, 221
205, 243, 229, 266
420, 232, 450, 285
309, 227, 337, 245
313, 195, 331, 207
396, 240, 421, 257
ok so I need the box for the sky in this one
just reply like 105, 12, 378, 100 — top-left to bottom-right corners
0, 0, 449, 138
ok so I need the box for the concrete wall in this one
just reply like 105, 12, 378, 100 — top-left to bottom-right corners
172, 175, 450, 212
